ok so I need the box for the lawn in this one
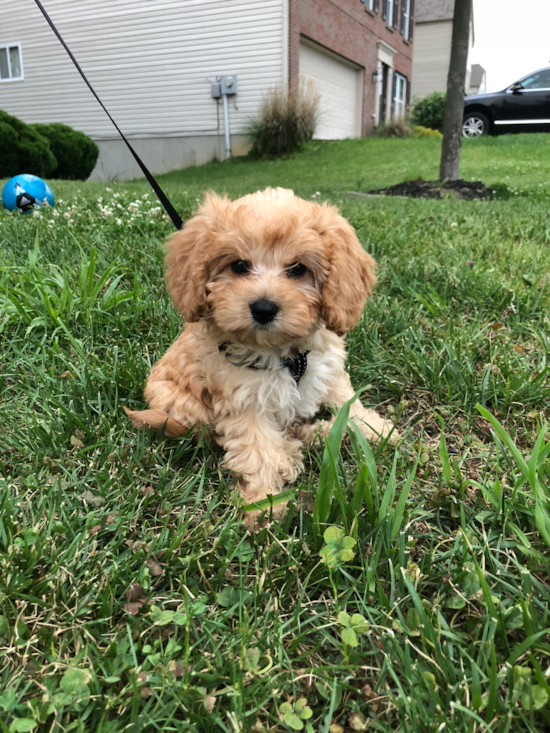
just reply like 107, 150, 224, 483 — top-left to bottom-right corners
1, 134, 550, 732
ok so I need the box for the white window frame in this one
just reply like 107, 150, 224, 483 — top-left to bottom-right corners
401, 0, 410, 36
362, 0, 375, 10
0, 43, 24, 82
393, 72, 407, 120
384, 0, 393, 26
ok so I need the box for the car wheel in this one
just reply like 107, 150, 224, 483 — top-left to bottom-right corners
462, 112, 490, 137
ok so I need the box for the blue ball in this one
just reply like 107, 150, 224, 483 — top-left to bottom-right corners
2, 174, 54, 213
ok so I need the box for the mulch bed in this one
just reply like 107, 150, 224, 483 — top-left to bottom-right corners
366, 178, 491, 200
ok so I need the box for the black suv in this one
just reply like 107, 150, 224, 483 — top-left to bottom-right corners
462, 67, 550, 137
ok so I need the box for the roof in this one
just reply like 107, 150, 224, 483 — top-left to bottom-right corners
415, 0, 455, 23
470, 64, 485, 87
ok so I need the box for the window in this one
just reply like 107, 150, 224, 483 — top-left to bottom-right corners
392, 72, 407, 119
361, 0, 379, 12
382, 0, 400, 29
400, 0, 409, 36
0, 44, 23, 81
382, 0, 392, 25
519, 69, 550, 90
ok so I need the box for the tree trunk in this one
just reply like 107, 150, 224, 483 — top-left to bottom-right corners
439, 0, 472, 181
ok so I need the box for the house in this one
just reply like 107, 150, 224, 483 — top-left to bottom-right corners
0, 0, 413, 181
410, 0, 473, 100
468, 63, 486, 95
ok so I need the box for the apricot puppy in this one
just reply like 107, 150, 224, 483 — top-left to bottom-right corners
125, 187, 395, 526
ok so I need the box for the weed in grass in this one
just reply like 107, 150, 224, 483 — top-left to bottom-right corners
1, 136, 550, 731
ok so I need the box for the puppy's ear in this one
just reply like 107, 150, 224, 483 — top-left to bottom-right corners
320, 213, 377, 335
165, 193, 229, 321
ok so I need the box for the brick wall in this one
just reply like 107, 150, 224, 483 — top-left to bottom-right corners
289, 0, 414, 134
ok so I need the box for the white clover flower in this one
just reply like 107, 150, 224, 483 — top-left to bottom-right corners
106, 187, 113, 192
64, 212, 73, 220
32, 210, 40, 217
97, 197, 103, 202
450, 222, 458, 229
115, 218, 122, 225
142, 193, 149, 199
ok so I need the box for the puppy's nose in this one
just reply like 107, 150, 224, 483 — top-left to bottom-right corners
250, 298, 280, 324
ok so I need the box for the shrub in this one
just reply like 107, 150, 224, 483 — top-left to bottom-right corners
30, 123, 99, 180
411, 92, 446, 132
246, 80, 320, 157
413, 125, 443, 139
0, 110, 57, 179
371, 120, 412, 138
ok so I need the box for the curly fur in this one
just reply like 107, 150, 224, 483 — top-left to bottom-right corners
125, 187, 396, 527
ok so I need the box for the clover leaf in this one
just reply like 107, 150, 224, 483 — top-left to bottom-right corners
512, 666, 549, 711
280, 698, 313, 730
337, 611, 370, 648
319, 527, 356, 568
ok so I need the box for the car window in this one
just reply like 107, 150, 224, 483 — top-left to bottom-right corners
520, 69, 550, 90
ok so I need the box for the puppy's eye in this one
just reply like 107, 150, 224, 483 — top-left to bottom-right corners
231, 260, 250, 275
286, 263, 307, 278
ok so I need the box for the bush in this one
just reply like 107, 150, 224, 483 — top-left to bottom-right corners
246, 80, 320, 157
30, 123, 99, 180
0, 110, 57, 179
371, 120, 412, 138
413, 125, 443, 139
411, 92, 446, 132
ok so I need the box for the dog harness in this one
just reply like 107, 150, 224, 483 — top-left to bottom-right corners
218, 343, 310, 385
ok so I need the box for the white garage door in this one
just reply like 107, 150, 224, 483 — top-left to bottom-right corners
299, 40, 362, 140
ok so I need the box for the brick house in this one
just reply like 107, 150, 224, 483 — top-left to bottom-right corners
1, 0, 414, 181
290, 0, 414, 137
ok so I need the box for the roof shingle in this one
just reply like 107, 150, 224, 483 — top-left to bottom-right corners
416, 0, 455, 23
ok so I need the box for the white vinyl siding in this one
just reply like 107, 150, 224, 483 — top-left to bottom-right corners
411, 19, 453, 99
0, 0, 284, 139
299, 40, 362, 140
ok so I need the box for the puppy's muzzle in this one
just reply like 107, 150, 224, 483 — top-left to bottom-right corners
250, 298, 279, 325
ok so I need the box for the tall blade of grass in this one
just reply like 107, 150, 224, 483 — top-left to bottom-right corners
312, 394, 355, 535
347, 421, 378, 492
352, 462, 368, 516
534, 500, 550, 549
476, 404, 530, 481
507, 628, 550, 666
528, 421, 547, 494
378, 450, 398, 524
390, 455, 419, 541
438, 426, 452, 487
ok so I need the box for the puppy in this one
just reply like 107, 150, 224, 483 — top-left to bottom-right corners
125, 187, 396, 526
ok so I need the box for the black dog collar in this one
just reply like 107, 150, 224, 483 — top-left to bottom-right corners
218, 343, 310, 385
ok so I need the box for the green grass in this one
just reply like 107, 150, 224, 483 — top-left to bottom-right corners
1, 135, 550, 732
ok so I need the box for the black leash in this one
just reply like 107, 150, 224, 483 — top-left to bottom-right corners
33, 0, 184, 231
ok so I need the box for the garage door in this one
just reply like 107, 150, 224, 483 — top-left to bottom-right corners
299, 40, 362, 140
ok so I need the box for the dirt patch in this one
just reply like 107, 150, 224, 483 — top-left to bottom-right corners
365, 178, 492, 200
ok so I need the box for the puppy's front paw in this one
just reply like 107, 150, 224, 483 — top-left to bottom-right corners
379, 419, 400, 444
352, 411, 400, 445
242, 501, 286, 532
